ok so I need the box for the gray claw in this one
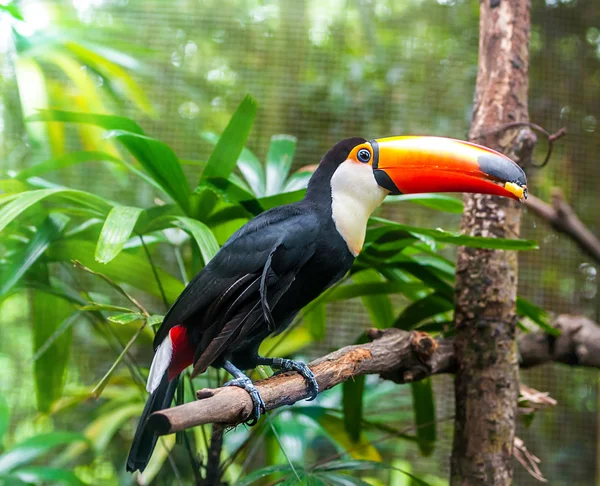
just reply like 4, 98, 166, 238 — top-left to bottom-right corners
224, 376, 265, 425
278, 359, 319, 401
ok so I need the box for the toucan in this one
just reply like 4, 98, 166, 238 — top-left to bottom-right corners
126, 136, 527, 472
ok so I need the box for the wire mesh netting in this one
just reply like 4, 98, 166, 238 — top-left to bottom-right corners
2, 0, 599, 484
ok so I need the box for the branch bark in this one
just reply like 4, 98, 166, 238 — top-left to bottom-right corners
525, 190, 600, 265
149, 315, 600, 434
451, 1, 533, 484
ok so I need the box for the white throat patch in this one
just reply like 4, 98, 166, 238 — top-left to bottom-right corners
330, 161, 388, 256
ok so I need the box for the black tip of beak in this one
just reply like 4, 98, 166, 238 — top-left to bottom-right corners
478, 153, 526, 187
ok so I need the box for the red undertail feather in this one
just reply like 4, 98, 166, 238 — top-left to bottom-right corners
168, 325, 195, 380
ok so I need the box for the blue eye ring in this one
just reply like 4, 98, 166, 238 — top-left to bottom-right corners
357, 148, 371, 163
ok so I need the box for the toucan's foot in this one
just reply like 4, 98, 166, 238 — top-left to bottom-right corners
223, 360, 265, 425
258, 357, 319, 401
223, 375, 265, 425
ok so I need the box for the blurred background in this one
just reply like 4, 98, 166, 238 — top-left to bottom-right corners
0, 0, 599, 484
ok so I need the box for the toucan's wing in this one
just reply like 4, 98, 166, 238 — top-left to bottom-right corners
153, 204, 319, 349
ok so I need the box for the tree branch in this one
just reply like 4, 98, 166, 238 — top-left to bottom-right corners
525, 189, 600, 265
149, 315, 599, 434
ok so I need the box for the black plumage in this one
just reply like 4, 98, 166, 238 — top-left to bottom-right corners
126, 138, 365, 473
154, 137, 365, 374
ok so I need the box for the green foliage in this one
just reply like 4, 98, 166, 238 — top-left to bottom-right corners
0, 97, 543, 484
1, 81, 546, 486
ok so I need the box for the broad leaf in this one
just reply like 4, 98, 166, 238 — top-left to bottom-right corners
236, 464, 296, 486
31, 291, 75, 413
1, 214, 69, 296
386, 194, 464, 214
148, 216, 220, 266
104, 130, 190, 213
304, 303, 326, 340
138, 436, 176, 485
0, 188, 111, 234
352, 270, 395, 329
95, 206, 143, 263
199, 94, 257, 183
411, 379, 436, 456
107, 312, 144, 325
284, 169, 313, 193
0, 4, 24, 21
202, 131, 265, 196
265, 135, 297, 196
27, 110, 144, 134
370, 217, 538, 250
253, 189, 306, 211
0, 432, 85, 474
298, 410, 381, 462
46, 239, 185, 303
394, 292, 453, 329
16, 150, 123, 180
9, 466, 84, 486
343, 376, 365, 443
0, 395, 9, 443
517, 297, 559, 336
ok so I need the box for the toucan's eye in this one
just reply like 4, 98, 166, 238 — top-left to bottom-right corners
357, 149, 371, 163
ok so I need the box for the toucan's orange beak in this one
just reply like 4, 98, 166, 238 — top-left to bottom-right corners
369, 136, 527, 201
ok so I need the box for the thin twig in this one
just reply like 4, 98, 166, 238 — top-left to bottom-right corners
138, 234, 169, 310
91, 321, 148, 398
471, 121, 567, 168
525, 190, 600, 265
72, 260, 150, 317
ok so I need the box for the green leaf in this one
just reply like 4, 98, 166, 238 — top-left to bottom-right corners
63, 40, 155, 115
0, 4, 24, 21
0, 188, 111, 234
104, 130, 190, 213
370, 217, 538, 250
95, 206, 143, 263
283, 169, 313, 193
31, 291, 75, 413
352, 270, 395, 329
252, 189, 306, 211
1, 214, 69, 296
516, 297, 559, 336
10, 466, 84, 485
385, 194, 464, 214
411, 379, 436, 456
265, 135, 297, 196
170, 216, 219, 265
16, 151, 122, 180
27, 109, 144, 134
202, 131, 265, 196
343, 376, 365, 443
107, 312, 144, 325
0, 395, 9, 443
304, 303, 326, 340
0, 432, 85, 474
236, 464, 296, 486
78, 302, 134, 313
46, 239, 184, 303
394, 292, 453, 330
200, 94, 257, 183
326, 281, 427, 302
147, 314, 164, 327
85, 403, 142, 453
137, 436, 175, 485
313, 413, 381, 462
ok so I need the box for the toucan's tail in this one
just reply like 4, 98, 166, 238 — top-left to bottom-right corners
126, 371, 179, 473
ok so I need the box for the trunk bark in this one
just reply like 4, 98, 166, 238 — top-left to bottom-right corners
450, 1, 535, 485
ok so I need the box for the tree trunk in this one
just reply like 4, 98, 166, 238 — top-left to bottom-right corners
450, 1, 535, 485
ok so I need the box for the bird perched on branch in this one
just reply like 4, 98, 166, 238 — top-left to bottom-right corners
127, 136, 527, 472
